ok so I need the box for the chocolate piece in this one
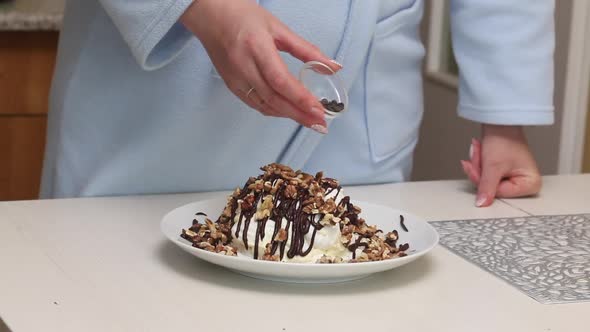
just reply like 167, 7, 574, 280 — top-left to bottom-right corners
400, 215, 408, 232
320, 98, 345, 113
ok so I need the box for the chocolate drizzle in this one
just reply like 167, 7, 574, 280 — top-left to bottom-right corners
222, 165, 341, 260
348, 236, 369, 259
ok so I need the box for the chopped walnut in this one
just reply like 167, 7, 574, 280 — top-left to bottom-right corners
274, 228, 288, 242
248, 179, 264, 192
316, 255, 344, 264
281, 170, 297, 179
298, 172, 314, 184
315, 171, 323, 181
221, 205, 232, 218
270, 178, 284, 195
340, 232, 352, 246
215, 243, 237, 256
196, 242, 215, 251
285, 184, 298, 199
341, 224, 355, 236
261, 254, 280, 261
320, 213, 335, 226
255, 209, 270, 220
321, 177, 339, 189
183, 229, 197, 239
352, 252, 370, 262
320, 198, 337, 214
308, 182, 323, 197
352, 204, 362, 214
261, 195, 273, 210
259, 243, 280, 261
263, 181, 272, 192
240, 194, 256, 211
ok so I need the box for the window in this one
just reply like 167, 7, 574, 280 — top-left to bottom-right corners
425, 0, 459, 88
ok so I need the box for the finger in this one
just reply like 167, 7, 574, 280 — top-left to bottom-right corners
261, 96, 328, 133
239, 74, 326, 130
476, 163, 505, 207
219, 58, 284, 119
227, 78, 280, 118
471, 138, 482, 175
249, 36, 325, 123
228, 83, 278, 118
496, 174, 542, 198
460, 160, 480, 185
273, 24, 342, 72
256, 96, 328, 133
259, 105, 282, 118
264, 92, 327, 129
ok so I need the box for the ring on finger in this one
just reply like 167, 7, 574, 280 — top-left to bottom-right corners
246, 87, 256, 99
246, 88, 265, 106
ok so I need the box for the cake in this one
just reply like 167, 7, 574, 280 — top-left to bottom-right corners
181, 163, 409, 263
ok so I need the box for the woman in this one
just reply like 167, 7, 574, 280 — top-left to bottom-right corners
41, 0, 554, 207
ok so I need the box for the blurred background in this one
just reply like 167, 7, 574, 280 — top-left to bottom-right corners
0, 0, 589, 201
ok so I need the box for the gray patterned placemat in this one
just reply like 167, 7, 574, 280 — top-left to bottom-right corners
430, 214, 590, 304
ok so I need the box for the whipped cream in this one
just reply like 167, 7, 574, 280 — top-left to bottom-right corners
230, 189, 352, 263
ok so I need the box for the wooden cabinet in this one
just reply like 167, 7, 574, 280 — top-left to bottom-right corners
0, 116, 47, 200
0, 31, 58, 200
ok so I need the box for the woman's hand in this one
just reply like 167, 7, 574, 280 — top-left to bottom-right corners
461, 125, 542, 207
180, 0, 342, 133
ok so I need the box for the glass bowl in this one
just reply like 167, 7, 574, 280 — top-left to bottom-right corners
299, 61, 348, 119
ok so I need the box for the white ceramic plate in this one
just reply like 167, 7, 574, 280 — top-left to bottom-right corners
161, 198, 439, 283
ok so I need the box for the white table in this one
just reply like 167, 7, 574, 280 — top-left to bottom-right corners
1, 175, 588, 332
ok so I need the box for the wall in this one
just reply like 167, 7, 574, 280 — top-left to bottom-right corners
412, 1, 572, 180
584, 98, 590, 172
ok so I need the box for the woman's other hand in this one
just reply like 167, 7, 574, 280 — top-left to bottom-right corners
461, 125, 542, 207
180, 0, 342, 134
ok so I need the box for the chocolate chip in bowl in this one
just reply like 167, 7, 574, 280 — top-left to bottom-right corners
320, 98, 345, 114
299, 61, 348, 118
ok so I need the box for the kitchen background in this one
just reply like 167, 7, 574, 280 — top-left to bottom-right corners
0, 0, 589, 201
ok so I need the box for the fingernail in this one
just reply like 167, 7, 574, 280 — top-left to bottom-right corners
472, 138, 480, 149
312, 107, 325, 117
475, 194, 487, 207
469, 141, 474, 160
311, 124, 328, 134
460, 160, 468, 170
330, 59, 343, 68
